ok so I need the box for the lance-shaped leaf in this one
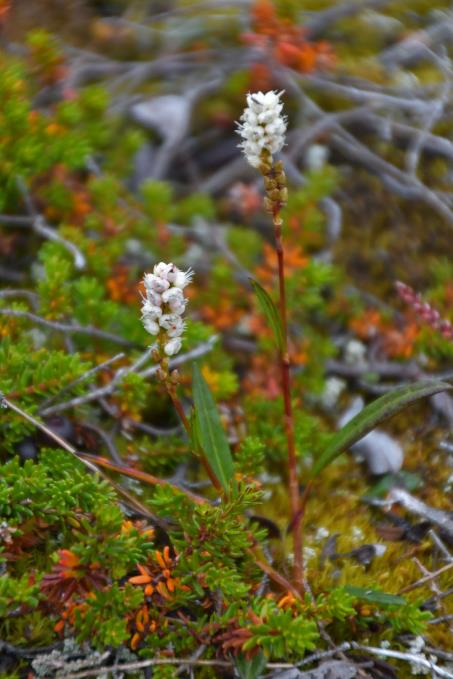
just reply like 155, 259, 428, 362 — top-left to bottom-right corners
312, 380, 451, 478
250, 278, 285, 351
343, 586, 406, 607
192, 363, 234, 492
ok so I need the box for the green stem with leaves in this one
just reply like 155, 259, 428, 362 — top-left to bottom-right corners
161, 365, 223, 493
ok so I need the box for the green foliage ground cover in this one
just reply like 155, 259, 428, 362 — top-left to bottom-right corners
0, 2, 452, 677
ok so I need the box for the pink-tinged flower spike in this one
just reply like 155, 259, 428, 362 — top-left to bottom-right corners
236, 90, 288, 215
141, 264, 194, 441
141, 262, 192, 359
396, 281, 453, 341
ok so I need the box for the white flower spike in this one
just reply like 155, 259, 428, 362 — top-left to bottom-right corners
237, 90, 287, 168
141, 262, 192, 358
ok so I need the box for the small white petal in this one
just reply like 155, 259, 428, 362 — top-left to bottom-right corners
160, 314, 185, 337
247, 155, 261, 168
153, 262, 173, 280
141, 302, 162, 320
168, 300, 187, 315
162, 287, 184, 305
146, 289, 162, 306
252, 91, 266, 104
144, 273, 170, 294
143, 318, 160, 335
173, 269, 194, 289
164, 338, 182, 356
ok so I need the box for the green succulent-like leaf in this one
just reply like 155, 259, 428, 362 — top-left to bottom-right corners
344, 586, 406, 607
250, 278, 285, 351
312, 380, 451, 477
191, 363, 235, 492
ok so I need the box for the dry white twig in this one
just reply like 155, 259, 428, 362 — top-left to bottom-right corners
0, 309, 136, 347
15, 177, 86, 270
350, 643, 453, 679
388, 488, 453, 538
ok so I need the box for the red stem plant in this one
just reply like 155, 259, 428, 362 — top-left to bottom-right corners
266, 159, 304, 593
236, 90, 304, 591
140, 93, 306, 593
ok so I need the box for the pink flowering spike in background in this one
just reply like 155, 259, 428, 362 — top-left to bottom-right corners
396, 281, 453, 341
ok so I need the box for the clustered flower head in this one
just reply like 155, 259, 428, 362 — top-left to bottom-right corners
141, 262, 193, 356
237, 90, 287, 168
396, 280, 453, 341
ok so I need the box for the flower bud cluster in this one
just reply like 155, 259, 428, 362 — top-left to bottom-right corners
263, 159, 288, 214
142, 262, 193, 356
237, 90, 287, 169
396, 281, 453, 341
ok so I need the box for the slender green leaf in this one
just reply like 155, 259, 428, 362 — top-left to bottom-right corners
344, 586, 406, 607
249, 278, 285, 351
191, 363, 234, 492
312, 380, 451, 478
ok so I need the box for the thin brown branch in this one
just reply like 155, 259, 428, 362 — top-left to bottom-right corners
249, 548, 302, 600
398, 562, 453, 595
80, 453, 207, 505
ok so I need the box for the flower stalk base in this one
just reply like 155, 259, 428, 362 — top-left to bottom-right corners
262, 152, 304, 593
